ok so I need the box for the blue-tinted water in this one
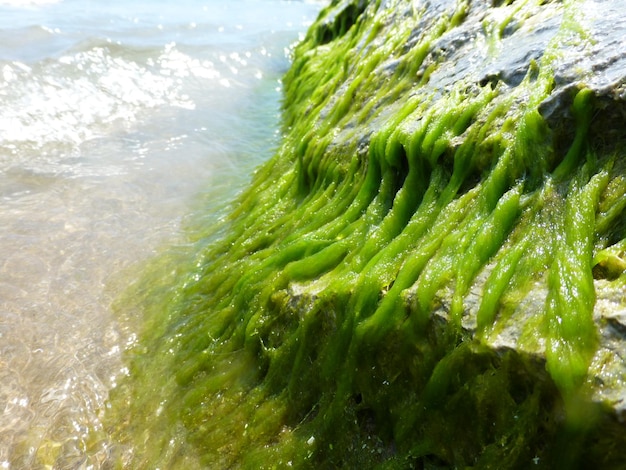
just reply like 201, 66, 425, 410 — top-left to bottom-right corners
0, 0, 323, 466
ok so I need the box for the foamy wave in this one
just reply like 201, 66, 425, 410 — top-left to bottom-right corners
0, 44, 197, 153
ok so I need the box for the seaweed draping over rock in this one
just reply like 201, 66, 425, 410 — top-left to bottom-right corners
106, 0, 626, 468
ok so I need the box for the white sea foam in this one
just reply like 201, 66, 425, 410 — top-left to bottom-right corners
0, 45, 195, 155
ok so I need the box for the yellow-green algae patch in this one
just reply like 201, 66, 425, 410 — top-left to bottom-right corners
104, 0, 626, 468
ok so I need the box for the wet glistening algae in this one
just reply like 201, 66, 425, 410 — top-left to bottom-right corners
105, 0, 626, 468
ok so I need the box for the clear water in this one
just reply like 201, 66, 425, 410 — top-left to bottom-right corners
0, 0, 323, 467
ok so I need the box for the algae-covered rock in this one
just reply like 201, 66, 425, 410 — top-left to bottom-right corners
106, 0, 626, 468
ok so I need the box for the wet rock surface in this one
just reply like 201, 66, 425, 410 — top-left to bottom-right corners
284, 0, 626, 464
316, 0, 626, 418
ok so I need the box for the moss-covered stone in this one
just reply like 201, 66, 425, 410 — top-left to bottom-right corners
105, 0, 626, 468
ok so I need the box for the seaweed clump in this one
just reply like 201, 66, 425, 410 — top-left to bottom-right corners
105, 0, 626, 468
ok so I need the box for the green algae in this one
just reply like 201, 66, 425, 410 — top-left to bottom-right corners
104, 0, 626, 468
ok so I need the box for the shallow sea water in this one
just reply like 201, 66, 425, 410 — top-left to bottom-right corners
0, 0, 323, 467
